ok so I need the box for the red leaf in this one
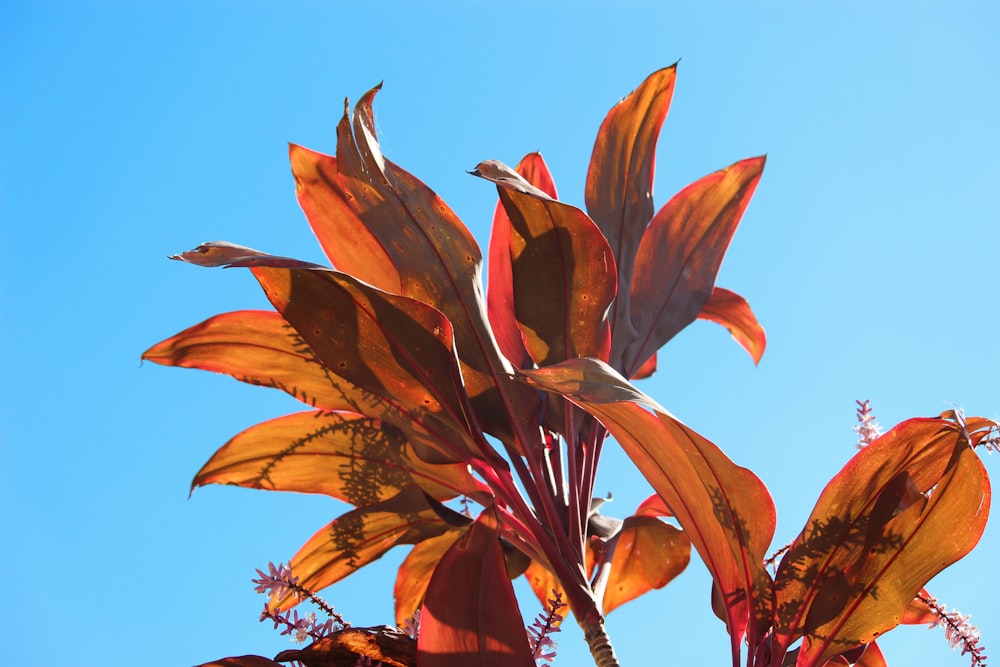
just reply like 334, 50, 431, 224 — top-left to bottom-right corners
192, 410, 481, 503
519, 358, 775, 659
418, 507, 534, 667
273, 485, 467, 611
772, 417, 992, 667
487, 152, 558, 370
698, 286, 767, 365
394, 531, 466, 625
622, 156, 765, 377
473, 159, 616, 366
585, 67, 677, 357
634, 493, 673, 518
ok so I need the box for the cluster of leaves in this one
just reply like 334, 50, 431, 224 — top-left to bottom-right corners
145, 66, 994, 667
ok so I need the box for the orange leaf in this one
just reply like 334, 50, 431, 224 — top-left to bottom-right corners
142, 310, 358, 412
417, 507, 534, 667
773, 418, 992, 667
289, 142, 402, 295
394, 530, 465, 626
294, 86, 533, 445
520, 358, 774, 659
192, 410, 480, 503
273, 485, 467, 611
899, 590, 936, 625
602, 515, 691, 614
622, 156, 765, 377
698, 286, 767, 365
585, 67, 677, 360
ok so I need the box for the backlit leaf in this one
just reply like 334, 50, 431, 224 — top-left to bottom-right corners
289, 142, 402, 294
602, 515, 691, 614
394, 530, 466, 625
418, 506, 534, 667
520, 357, 774, 659
142, 310, 357, 412
273, 485, 466, 611
293, 86, 534, 444
698, 286, 766, 365
622, 156, 765, 377
487, 152, 558, 370
192, 410, 480, 504
585, 66, 677, 358
772, 418, 991, 667
162, 245, 482, 464
634, 493, 673, 518
474, 159, 616, 366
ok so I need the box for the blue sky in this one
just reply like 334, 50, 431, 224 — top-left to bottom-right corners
2, 3, 997, 666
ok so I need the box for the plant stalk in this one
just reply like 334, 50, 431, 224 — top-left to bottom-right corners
582, 618, 620, 667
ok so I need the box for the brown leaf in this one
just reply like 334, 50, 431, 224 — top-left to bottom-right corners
195, 657, 283, 667
274, 627, 416, 667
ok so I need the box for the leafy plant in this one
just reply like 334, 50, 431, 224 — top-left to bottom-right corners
145, 66, 994, 667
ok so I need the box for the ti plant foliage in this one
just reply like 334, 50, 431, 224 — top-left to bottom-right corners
145, 66, 995, 667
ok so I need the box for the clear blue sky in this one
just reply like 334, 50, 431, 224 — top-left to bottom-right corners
2, 3, 997, 666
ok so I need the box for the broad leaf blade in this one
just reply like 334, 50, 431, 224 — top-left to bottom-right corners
394, 530, 466, 626
698, 286, 766, 365
193, 410, 479, 503
487, 152, 558, 370
303, 86, 533, 444
160, 246, 480, 464
250, 262, 481, 464
273, 485, 465, 611
603, 515, 691, 614
772, 418, 991, 667
585, 66, 677, 362
418, 506, 534, 667
474, 159, 616, 366
623, 156, 765, 376
289, 142, 403, 294
520, 358, 774, 657
143, 310, 357, 412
